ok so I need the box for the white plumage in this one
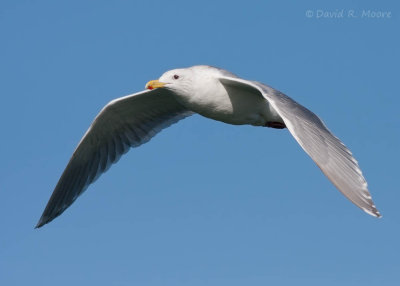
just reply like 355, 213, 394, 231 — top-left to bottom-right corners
36, 65, 380, 228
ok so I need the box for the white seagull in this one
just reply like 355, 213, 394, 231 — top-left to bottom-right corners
36, 65, 381, 228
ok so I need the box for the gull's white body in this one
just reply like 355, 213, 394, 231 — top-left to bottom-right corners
36, 65, 381, 228
166, 66, 282, 126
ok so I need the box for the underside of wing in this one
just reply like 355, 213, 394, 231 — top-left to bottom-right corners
36, 88, 193, 228
219, 76, 381, 217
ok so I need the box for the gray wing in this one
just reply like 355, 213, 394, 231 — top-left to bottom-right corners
219, 76, 381, 217
36, 88, 193, 228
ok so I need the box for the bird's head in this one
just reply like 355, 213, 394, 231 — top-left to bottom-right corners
145, 68, 193, 94
145, 66, 225, 99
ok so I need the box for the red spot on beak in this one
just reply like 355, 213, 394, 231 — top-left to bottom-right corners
147, 86, 153, 90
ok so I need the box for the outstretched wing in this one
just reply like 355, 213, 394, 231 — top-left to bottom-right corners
36, 88, 193, 228
219, 76, 381, 217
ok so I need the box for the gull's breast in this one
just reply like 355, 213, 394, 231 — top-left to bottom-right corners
178, 81, 283, 126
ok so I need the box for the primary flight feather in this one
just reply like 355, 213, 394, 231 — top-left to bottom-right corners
36, 65, 380, 228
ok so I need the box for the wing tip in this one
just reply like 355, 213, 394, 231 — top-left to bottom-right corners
35, 214, 54, 229
35, 218, 47, 229
363, 207, 382, 218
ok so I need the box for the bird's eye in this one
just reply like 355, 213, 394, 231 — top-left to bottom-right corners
173, 74, 179, 80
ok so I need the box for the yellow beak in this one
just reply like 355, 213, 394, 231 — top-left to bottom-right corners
145, 80, 167, 90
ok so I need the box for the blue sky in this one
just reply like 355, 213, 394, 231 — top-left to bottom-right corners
1, 0, 399, 285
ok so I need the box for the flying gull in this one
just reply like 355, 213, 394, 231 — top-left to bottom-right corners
36, 65, 381, 228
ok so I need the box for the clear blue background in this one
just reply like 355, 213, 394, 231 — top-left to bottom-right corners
1, 1, 399, 285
